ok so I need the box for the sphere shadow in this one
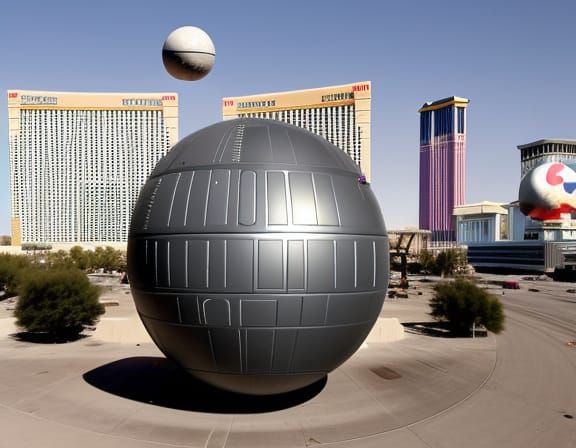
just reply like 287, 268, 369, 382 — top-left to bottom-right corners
402, 322, 488, 338
401, 322, 455, 338
83, 356, 327, 414
10, 331, 88, 344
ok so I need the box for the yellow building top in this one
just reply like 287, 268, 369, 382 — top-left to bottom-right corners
453, 201, 508, 216
418, 96, 470, 113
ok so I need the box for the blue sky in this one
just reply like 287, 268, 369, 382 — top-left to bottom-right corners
1, 0, 575, 235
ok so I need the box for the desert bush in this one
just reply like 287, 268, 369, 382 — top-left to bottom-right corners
407, 262, 423, 274
0, 254, 31, 298
15, 268, 104, 339
45, 250, 75, 269
418, 249, 436, 274
69, 246, 90, 270
59, 246, 126, 272
430, 248, 467, 277
92, 246, 125, 272
430, 278, 505, 336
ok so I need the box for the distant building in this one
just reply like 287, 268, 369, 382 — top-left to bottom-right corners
222, 81, 372, 181
466, 240, 576, 274
518, 139, 576, 177
455, 201, 529, 244
454, 201, 576, 273
8, 90, 178, 245
456, 201, 576, 273
454, 202, 509, 244
419, 96, 469, 243
506, 201, 528, 241
457, 137, 576, 274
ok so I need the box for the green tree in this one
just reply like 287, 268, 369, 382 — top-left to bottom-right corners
434, 248, 467, 277
101, 246, 124, 272
69, 246, 90, 270
0, 254, 31, 298
15, 268, 104, 339
418, 249, 436, 274
87, 246, 124, 272
45, 250, 74, 269
91, 247, 105, 271
430, 278, 505, 336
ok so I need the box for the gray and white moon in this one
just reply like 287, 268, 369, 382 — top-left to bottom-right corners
162, 26, 215, 81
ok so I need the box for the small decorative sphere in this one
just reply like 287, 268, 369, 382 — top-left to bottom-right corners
162, 26, 215, 81
128, 119, 389, 395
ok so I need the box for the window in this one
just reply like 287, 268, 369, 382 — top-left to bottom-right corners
434, 107, 454, 136
457, 107, 465, 134
420, 111, 432, 144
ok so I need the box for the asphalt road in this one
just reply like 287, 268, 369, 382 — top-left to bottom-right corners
391, 275, 576, 448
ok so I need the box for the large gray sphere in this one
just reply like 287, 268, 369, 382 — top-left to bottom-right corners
128, 118, 389, 395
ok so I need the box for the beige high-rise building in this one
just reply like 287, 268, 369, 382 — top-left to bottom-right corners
8, 90, 178, 245
222, 81, 371, 181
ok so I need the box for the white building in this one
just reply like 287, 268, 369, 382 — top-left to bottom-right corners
518, 139, 576, 177
222, 81, 372, 181
8, 90, 178, 245
454, 202, 509, 244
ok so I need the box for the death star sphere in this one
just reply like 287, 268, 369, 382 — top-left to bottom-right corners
162, 26, 215, 81
128, 118, 389, 395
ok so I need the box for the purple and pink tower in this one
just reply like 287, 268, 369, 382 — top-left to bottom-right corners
419, 97, 469, 243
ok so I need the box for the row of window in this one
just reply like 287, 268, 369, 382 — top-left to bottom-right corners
420, 106, 466, 144
521, 154, 576, 176
520, 144, 576, 160
239, 105, 362, 166
10, 109, 172, 242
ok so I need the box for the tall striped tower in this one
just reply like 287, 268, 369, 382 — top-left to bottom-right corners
419, 96, 469, 243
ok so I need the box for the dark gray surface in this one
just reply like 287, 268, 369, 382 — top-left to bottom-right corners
128, 118, 389, 394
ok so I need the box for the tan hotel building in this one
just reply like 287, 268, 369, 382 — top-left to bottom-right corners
8, 90, 178, 245
222, 81, 372, 180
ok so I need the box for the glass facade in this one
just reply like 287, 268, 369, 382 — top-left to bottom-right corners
467, 244, 545, 267
433, 106, 454, 137
456, 215, 506, 244
420, 111, 431, 145
457, 107, 465, 134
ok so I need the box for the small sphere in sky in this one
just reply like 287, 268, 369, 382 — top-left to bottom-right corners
162, 26, 215, 81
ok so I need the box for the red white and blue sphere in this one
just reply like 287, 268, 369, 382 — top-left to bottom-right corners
519, 162, 576, 220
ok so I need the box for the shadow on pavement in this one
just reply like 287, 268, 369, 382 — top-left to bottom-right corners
402, 321, 453, 338
83, 356, 326, 413
10, 332, 88, 344
402, 322, 488, 338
